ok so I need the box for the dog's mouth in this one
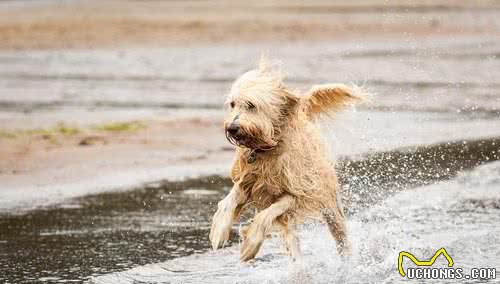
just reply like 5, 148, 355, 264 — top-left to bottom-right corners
225, 131, 277, 152
225, 131, 252, 148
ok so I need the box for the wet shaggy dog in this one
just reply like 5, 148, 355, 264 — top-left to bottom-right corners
209, 59, 367, 261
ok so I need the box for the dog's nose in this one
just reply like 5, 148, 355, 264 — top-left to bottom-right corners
227, 123, 240, 135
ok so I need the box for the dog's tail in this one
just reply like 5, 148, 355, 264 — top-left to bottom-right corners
302, 84, 370, 119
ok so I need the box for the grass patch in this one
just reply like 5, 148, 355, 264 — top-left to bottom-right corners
0, 121, 145, 141
55, 123, 80, 135
0, 123, 80, 140
25, 123, 80, 136
94, 121, 145, 132
0, 129, 17, 139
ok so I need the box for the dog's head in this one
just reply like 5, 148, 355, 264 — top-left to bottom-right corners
224, 59, 299, 150
224, 58, 367, 150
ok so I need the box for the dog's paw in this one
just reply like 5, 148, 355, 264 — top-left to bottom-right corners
239, 214, 271, 261
337, 240, 352, 259
209, 202, 233, 250
240, 233, 265, 262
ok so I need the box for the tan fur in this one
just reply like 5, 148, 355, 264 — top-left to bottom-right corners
305, 84, 366, 119
210, 58, 368, 261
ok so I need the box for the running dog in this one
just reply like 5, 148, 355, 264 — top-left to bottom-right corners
209, 58, 367, 261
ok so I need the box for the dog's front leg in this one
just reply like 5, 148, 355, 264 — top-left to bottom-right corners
209, 183, 246, 250
240, 194, 295, 261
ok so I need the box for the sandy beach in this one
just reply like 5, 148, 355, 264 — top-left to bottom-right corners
1, 0, 500, 207
0, 0, 498, 49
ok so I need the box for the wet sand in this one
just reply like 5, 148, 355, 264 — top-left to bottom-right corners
2, 137, 498, 282
90, 161, 500, 284
0, 116, 234, 211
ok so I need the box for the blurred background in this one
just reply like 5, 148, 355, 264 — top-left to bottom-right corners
0, 1, 499, 283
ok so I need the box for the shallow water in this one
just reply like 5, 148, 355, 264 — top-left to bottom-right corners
1, 36, 499, 128
91, 161, 500, 284
0, 176, 232, 282
1, 137, 499, 283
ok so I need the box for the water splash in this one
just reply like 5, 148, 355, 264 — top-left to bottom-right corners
91, 161, 500, 283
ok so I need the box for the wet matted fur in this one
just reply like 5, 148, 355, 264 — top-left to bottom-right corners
209, 58, 368, 261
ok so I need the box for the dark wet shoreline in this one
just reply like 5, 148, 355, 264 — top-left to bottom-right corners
1, 136, 499, 282
338, 137, 500, 214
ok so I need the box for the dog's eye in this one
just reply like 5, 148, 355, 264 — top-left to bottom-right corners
247, 102, 255, 110
230, 101, 235, 108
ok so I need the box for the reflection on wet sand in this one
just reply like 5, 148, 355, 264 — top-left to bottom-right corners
1, 137, 498, 282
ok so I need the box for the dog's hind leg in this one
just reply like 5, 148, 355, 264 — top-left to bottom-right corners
322, 206, 351, 258
240, 194, 295, 261
277, 220, 301, 261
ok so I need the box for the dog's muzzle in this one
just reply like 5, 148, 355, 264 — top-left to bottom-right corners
226, 122, 240, 136
225, 121, 244, 146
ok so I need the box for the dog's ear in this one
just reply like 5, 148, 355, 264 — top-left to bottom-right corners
281, 89, 300, 117
303, 84, 368, 118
